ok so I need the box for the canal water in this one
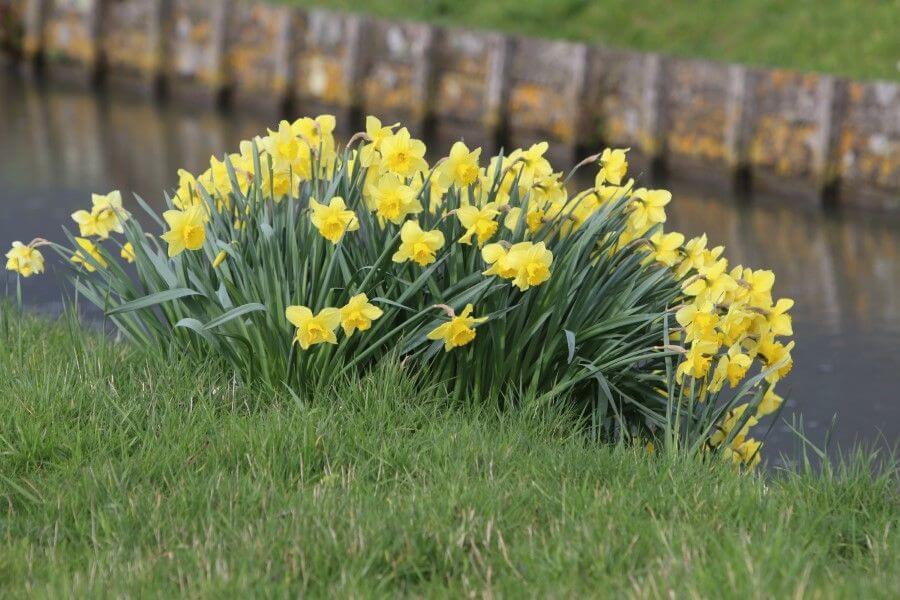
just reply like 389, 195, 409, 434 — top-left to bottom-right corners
1, 69, 898, 462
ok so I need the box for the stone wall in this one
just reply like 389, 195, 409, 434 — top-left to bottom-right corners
741, 69, 837, 200
102, 0, 167, 90
226, 0, 293, 111
505, 37, 587, 160
291, 9, 360, 113
585, 48, 663, 170
835, 81, 900, 210
358, 19, 433, 131
4, 1, 899, 209
659, 58, 745, 183
40, 0, 103, 82
0, 0, 26, 55
168, 0, 230, 102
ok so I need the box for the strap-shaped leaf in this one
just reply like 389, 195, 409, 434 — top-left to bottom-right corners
174, 318, 216, 344
564, 329, 576, 364
106, 288, 201, 315
202, 303, 266, 331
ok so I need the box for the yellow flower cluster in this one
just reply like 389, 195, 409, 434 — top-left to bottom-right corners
672, 239, 795, 467
71, 191, 129, 240
286, 293, 384, 350
5, 113, 795, 467
5, 241, 45, 277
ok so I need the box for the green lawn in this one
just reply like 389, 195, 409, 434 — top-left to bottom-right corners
278, 0, 900, 81
1, 306, 898, 596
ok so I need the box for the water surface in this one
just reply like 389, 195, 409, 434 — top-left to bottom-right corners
2, 70, 898, 461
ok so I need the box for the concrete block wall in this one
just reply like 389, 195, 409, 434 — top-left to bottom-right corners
102, 0, 167, 92
291, 9, 361, 113
226, 0, 293, 112
835, 81, 900, 210
168, 0, 230, 103
0, 0, 27, 55
658, 58, 746, 183
505, 37, 587, 161
741, 69, 838, 200
39, 0, 104, 83
3, 1, 899, 209
585, 48, 663, 170
431, 29, 507, 132
358, 19, 434, 131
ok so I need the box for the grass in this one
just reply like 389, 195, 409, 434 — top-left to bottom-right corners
1, 305, 898, 596
278, 0, 900, 81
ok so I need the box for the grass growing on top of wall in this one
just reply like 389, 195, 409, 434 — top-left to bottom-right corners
1, 305, 898, 596
278, 0, 900, 81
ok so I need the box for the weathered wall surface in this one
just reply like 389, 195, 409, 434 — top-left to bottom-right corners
835, 81, 900, 210
40, 0, 103, 82
3, 1, 898, 209
168, 0, 229, 101
742, 69, 837, 199
585, 48, 663, 169
226, 1, 293, 111
431, 30, 506, 130
0, 0, 27, 55
357, 19, 433, 130
102, 0, 166, 88
505, 37, 586, 154
660, 58, 745, 180
291, 9, 359, 112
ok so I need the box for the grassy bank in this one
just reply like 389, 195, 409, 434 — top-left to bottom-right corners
1, 306, 897, 596
279, 0, 900, 81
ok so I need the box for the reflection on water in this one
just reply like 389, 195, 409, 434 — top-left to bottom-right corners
2, 70, 898, 460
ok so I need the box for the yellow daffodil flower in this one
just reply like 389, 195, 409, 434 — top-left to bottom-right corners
683, 258, 737, 303
724, 437, 762, 469
710, 403, 759, 448
504, 205, 546, 236
292, 114, 335, 150
506, 142, 552, 189
767, 298, 794, 337
70, 237, 107, 272
481, 243, 519, 279
440, 141, 481, 188
365, 115, 398, 149
757, 388, 784, 417
675, 338, 719, 383
427, 304, 487, 351
710, 345, 752, 392
380, 127, 428, 178
675, 301, 719, 344
596, 148, 629, 186
339, 293, 383, 337
120, 242, 136, 263
264, 120, 312, 179
5, 241, 44, 277
457, 202, 500, 246
285, 305, 341, 350
309, 196, 359, 244
368, 173, 423, 224
392, 221, 445, 266
71, 190, 129, 240
628, 188, 671, 232
71, 208, 108, 238
756, 336, 795, 383
161, 205, 207, 258
172, 169, 203, 209
649, 231, 685, 267
508, 242, 554, 291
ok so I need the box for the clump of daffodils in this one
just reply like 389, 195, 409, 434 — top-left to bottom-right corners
6, 115, 794, 468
